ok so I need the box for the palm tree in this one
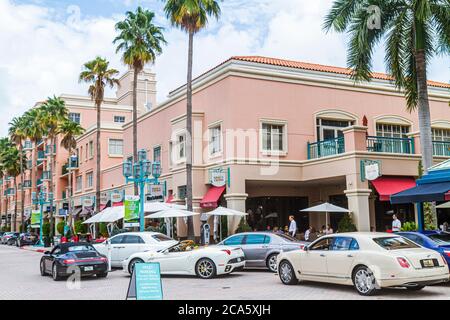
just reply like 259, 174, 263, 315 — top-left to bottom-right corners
324, 0, 450, 173
164, 0, 221, 239
79, 57, 120, 214
114, 6, 166, 194
0, 138, 10, 230
39, 97, 69, 240
9, 116, 28, 232
59, 119, 85, 231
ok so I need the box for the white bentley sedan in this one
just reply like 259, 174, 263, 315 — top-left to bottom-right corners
277, 232, 449, 296
122, 242, 246, 279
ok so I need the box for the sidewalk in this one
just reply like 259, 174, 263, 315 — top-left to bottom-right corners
20, 246, 51, 253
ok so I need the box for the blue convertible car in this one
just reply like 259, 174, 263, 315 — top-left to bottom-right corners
398, 231, 450, 267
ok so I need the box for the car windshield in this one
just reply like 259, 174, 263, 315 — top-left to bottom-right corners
67, 245, 96, 252
373, 237, 420, 250
275, 234, 298, 242
152, 234, 173, 242
428, 233, 450, 246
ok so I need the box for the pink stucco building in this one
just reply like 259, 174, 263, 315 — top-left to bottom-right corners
2, 56, 449, 237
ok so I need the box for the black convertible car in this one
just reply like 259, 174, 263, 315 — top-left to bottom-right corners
40, 243, 109, 281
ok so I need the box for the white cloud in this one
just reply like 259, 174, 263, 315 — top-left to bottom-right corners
0, 0, 448, 137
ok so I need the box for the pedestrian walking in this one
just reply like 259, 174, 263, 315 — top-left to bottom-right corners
392, 214, 402, 232
288, 215, 297, 238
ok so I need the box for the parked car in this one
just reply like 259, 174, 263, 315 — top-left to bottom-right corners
398, 231, 450, 267
93, 232, 178, 268
123, 241, 245, 279
40, 242, 108, 281
218, 232, 308, 272
277, 232, 449, 296
16, 233, 39, 247
1, 232, 17, 244
4, 232, 20, 245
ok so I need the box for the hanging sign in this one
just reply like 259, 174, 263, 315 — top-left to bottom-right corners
361, 160, 382, 182
124, 195, 140, 228
210, 168, 228, 187
111, 190, 124, 204
146, 184, 164, 203
82, 197, 94, 208
31, 210, 41, 228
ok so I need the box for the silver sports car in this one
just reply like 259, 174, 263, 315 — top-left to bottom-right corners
217, 232, 309, 272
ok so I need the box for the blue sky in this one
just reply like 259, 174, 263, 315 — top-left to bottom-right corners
0, 0, 448, 136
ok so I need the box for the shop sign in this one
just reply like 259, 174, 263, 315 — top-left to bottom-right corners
31, 210, 41, 228
111, 190, 124, 204
146, 184, 164, 203
82, 197, 94, 208
124, 195, 140, 228
361, 160, 382, 182
210, 168, 228, 187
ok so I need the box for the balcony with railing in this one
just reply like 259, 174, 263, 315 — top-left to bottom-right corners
367, 136, 415, 154
307, 137, 345, 160
42, 171, 52, 181
23, 180, 32, 189
433, 141, 450, 157
45, 144, 56, 156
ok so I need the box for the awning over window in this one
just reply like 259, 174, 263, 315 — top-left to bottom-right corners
200, 186, 226, 209
371, 177, 416, 201
446, 192, 450, 201
166, 194, 174, 204
391, 181, 450, 204
112, 202, 123, 207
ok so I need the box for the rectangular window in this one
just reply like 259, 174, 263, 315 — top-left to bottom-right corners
209, 125, 222, 155
86, 172, 93, 188
177, 134, 186, 160
153, 146, 161, 164
69, 113, 81, 124
89, 141, 94, 158
85, 143, 88, 160
109, 139, 123, 155
114, 116, 126, 123
316, 118, 353, 141
79, 146, 83, 164
376, 124, 410, 138
262, 123, 285, 152
76, 175, 82, 191
178, 185, 187, 200
432, 128, 450, 142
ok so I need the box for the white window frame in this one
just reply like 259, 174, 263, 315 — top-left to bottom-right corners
114, 116, 126, 124
153, 145, 162, 164
76, 175, 83, 192
432, 128, 450, 142
69, 113, 81, 124
259, 119, 288, 156
89, 141, 94, 159
208, 121, 223, 158
108, 138, 124, 157
171, 130, 186, 164
86, 172, 94, 189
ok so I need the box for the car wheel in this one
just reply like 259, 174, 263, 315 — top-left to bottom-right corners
353, 266, 378, 296
278, 260, 298, 285
195, 258, 216, 279
52, 263, 62, 281
406, 285, 425, 291
128, 258, 144, 275
266, 254, 279, 272
40, 260, 47, 276
96, 272, 108, 278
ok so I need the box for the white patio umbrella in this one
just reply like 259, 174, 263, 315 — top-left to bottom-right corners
97, 206, 124, 223
146, 209, 199, 238
144, 202, 186, 213
205, 207, 248, 242
300, 202, 350, 226
437, 202, 450, 209
83, 209, 109, 224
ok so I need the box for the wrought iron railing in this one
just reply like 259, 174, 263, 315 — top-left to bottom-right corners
307, 137, 345, 160
433, 141, 450, 157
367, 136, 415, 154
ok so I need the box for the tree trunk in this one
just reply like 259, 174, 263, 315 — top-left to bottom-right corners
13, 177, 17, 232
67, 147, 73, 232
96, 102, 102, 215
20, 144, 25, 233
415, 49, 433, 173
48, 138, 55, 243
186, 31, 195, 240
132, 67, 139, 195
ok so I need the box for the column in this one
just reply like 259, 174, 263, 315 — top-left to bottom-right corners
345, 174, 372, 232
224, 193, 248, 235
369, 195, 376, 231
342, 125, 368, 153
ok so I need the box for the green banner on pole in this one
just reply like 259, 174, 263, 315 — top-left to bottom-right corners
31, 210, 41, 229
124, 195, 140, 228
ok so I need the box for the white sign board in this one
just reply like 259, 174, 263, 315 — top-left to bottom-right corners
82, 198, 94, 208
365, 163, 381, 181
210, 169, 226, 187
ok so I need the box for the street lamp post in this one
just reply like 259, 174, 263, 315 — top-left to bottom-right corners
123, 149, 161, 232
32, 188, 54, 247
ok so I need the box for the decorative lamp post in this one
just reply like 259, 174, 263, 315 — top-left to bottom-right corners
122, 149, 162, 232
32, 188, 53, 247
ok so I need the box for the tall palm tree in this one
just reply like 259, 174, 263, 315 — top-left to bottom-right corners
79, 57, 120, 214
9, 116, 28, 232
164, 0, 221, 239
59, 119, 85, 230
114, 6, 166, 194
39, 97, 69, 240
0, 138, 10, 230
324, 0, 450, 173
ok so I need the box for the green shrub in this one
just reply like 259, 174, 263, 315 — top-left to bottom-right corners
338, 214, 357, 233
235, 217, 252, 234
401, 221, 417, 232
74, 220, 87, 234
56, 221, 65, 235
99, 223, 109, 237
42, 222, 51, 237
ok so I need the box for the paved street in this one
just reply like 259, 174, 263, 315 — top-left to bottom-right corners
1, 245, 449, 300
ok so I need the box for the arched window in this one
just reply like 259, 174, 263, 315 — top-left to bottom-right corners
315, 110, 357, 141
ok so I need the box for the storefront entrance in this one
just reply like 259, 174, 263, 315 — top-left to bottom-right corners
374, 201, 415, 231
246, 197, 309, 232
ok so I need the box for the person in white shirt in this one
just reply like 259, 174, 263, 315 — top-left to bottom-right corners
288, 216, 297, 238
325, 224, 334, 235
392, 214, 402, 232
304, 226, 312, 241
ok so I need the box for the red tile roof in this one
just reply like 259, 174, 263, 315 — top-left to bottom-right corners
230, 56, 450, 89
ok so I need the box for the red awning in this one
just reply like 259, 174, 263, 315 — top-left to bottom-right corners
371, 177, 416, 201
166, 194, 174, 204
200, 186, 226, 209
112, 202, 123, 207
99, 204, 107, 211
446, 192, 450, 201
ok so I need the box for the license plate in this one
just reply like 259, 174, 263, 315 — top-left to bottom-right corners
83, 266, 94, 271
421, 259, 435, 268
